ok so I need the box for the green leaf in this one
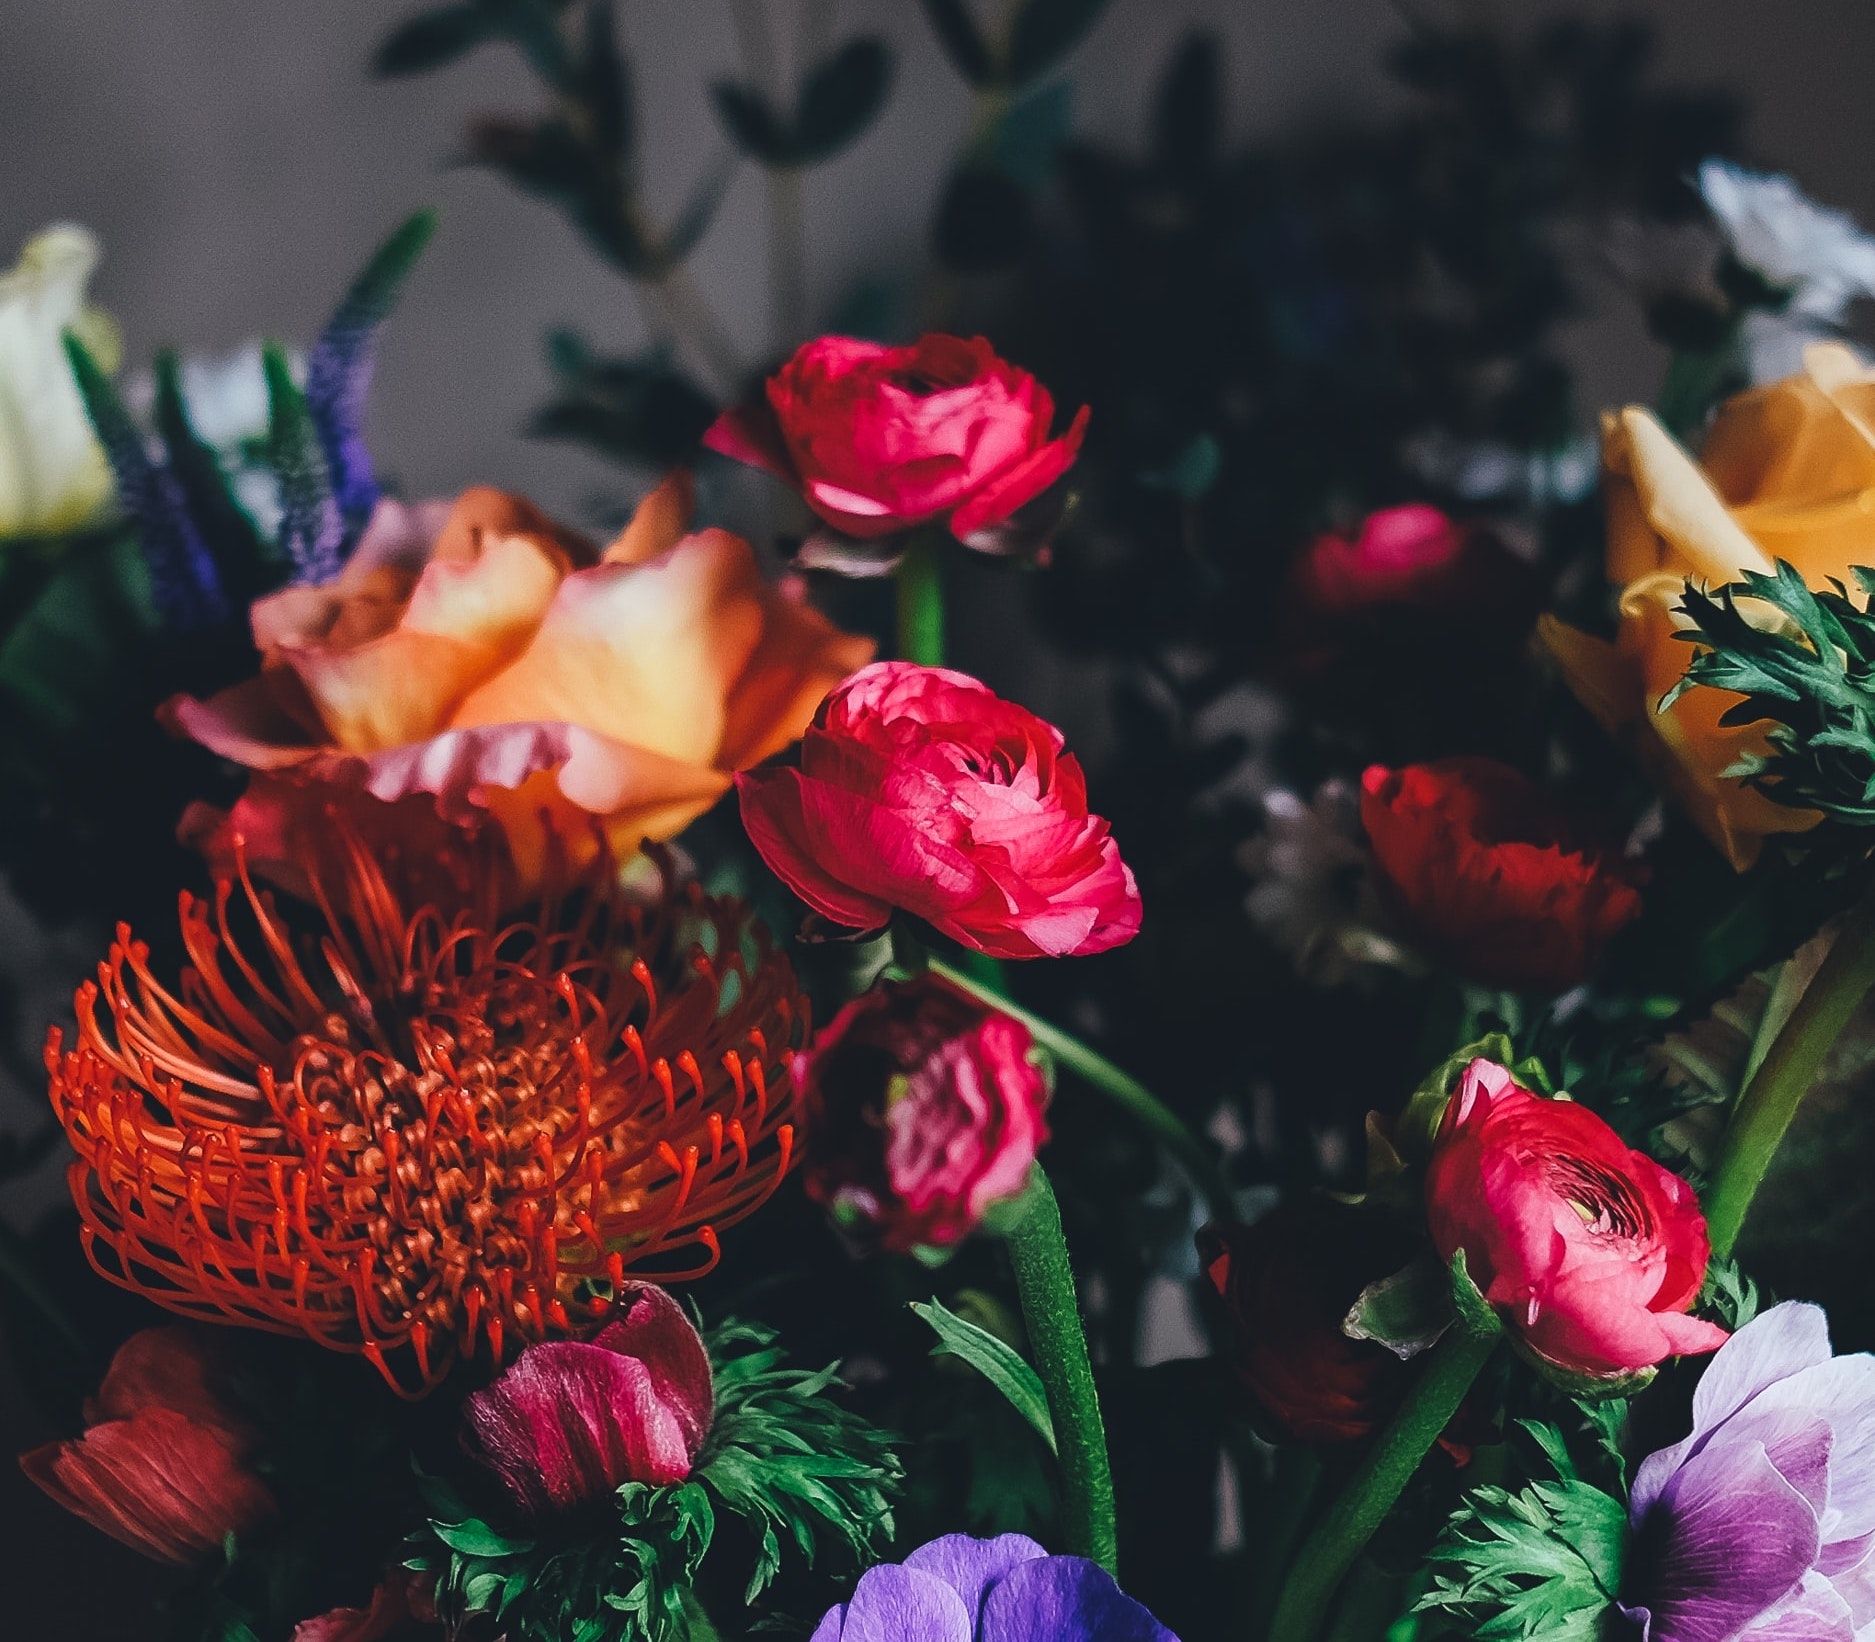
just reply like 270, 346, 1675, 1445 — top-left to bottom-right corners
373, 3, 498, 75
1007, 0, 1114, 85
793, 37, 893, 163
919, 0, 994, 86
710, 82, 792, 165
430, 1517, 518, 1557
1417, 1421, 1627, 1641
911, 1297, 1058, 1454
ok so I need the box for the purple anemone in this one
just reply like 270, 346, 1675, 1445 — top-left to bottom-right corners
810, 1534, 1177, 1641
1621, 1300, 1875, 1640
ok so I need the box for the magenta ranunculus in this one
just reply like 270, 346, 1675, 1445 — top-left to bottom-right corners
736, 661, 1141, 959
1424, 1059, 1727, 1381
704, 334, 1089, 544
19, 1325, 276, 1564
810, 1533, 1177, 1641
1287, 504, 1532, 619
795, 974, 1050, 1250
461, 1286, 713, 1515
1622, 1301, 1875, 1641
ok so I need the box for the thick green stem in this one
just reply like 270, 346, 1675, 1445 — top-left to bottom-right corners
930, 957, 1234, 1224
1004, 1169, 1118, 1574
1267, 1327, 1498, 1642
896, 539, 947, 666
1706, 890, 1875, 1260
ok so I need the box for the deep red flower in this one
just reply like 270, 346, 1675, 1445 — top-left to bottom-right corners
463, 1284, 714, 1514
795, 975, 1049, 1251
292, 1575, 435, 1642
1197, 1204, 1407, 1445
704, 334, 1088, 543
1360, 757, 1644, 991
19, 1325, 276, 1563
737, 662, 1140, 959
45, 826, 808, 1395
1425, 1058, 1727, 1379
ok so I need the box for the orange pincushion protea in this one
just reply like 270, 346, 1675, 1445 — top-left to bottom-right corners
46, 832, 807, 1396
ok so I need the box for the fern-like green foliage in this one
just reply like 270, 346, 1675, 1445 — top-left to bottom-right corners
1673, 560, 1875, 831
408, 1320, 902, 1642
1416, 1422, 1627, 1642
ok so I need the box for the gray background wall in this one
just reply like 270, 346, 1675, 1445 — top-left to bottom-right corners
3, 2, 1875, 1631
8, 1, 1875, 522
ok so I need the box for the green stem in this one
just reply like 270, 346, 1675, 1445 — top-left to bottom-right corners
896, 538, 947, 666
1267, 1327, 1498, 1642
1004, 1168, 1118, 1574
1706, 889, 1875, 1260
930, 957, 1234, 1224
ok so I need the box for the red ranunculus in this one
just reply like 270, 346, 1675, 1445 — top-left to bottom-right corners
292, 1575, 435, 1642
1197, 1203, 1407, 1445
19, 1326, 275, 1563
462, 1285, 714, 1515
796, 974, 1050, 1251
736, 662, 1141, 959
1360, 757, 1643, 992
704, 334, 1089, 543
1424, 1058, 1727, 1379
1287, 504, 1532, 621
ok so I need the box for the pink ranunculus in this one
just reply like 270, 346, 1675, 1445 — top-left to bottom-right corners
704, 334, 1089, 544
19, 1325, 276, 1564
1288, 505, 1527, 618
795, 974, 1050, 1251
461, 1285, 714, 1516
1425, 1059, 1728, 1380
736, 661, 1141, 959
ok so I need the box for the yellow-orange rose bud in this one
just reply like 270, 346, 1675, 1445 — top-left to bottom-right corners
1539, 342, 1875, 869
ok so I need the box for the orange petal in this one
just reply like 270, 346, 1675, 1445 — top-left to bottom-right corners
447, 530, 774, 767
1603, 407, 1773, 586
606, 471, 696, 566
718, 583, 875, 770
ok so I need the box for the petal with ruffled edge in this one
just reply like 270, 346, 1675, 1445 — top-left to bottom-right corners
952, 405, 1090, 541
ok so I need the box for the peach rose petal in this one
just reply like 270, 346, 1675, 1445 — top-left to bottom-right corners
448, 531, 774, 767
607, 470, 696, 566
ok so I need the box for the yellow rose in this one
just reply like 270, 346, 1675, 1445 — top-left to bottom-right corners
0, 225, 120, 542
1539, 342, 1875, 869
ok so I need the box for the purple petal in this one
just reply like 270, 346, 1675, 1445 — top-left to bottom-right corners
810, 1605, 848, 1642
1737, 1572, 1857, 1641
1737, 1355, 1875, 1538
903, 1534, 1048, 1620
1632, 1439, 1821, 1642
838, 1566, 973, 1642
1633, 1303, 1835, 1518
979, 1557, 1178, 1642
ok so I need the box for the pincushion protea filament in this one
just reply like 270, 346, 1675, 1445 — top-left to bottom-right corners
46, 833, 807, 1396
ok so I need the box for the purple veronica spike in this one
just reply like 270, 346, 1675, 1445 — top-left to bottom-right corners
811, 1535, 1178, 1641
304, 211, 437, 535
63, 334, 229, 632
1621, 1302, 1875, 1641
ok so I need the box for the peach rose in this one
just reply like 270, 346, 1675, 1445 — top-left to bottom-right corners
167, 474, 873, 881
1538, 343, 1875, 869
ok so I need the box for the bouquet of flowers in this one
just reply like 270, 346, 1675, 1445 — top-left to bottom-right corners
8, 6, 1875, 1640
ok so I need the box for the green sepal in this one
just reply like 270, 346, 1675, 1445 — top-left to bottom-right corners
1449, 1246, 1506, 1342
1344, 1251, 1456, 1359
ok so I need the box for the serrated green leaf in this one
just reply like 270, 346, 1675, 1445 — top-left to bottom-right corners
430, 1517, 517, 1557
911, 1297, 1058, 1454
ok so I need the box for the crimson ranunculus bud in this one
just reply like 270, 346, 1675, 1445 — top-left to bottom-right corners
796, 974, 1050, 1251
737, 662, 1141, 959
705, 333, 1088, 545
1360, 757, 1644, 992
1197, 1203, 1406, 1445
1425, 1059, 1728, 1381
462, 1285, 713, 1515
1289, 505, 1499, 618
19, 1325, 276, 1563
